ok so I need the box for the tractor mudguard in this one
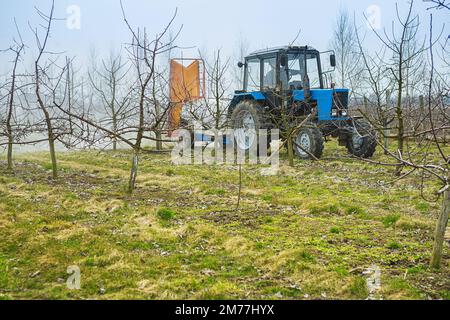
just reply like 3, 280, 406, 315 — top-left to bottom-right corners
228, 92, 266, 115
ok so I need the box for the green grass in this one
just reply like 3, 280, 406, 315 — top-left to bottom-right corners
157, 208, 176, 221
387, 241, 402, 250
0, 141, 448, 300
330, 226, 341, 234
382, 214, 401, 228
349, 276, 369, 298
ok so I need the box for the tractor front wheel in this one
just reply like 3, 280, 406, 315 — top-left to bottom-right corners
230, 100, 270, 151
345, 119, 377, 158
293, 125, 324, 160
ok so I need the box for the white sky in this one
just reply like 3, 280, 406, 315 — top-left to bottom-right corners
0, 0, 448, 75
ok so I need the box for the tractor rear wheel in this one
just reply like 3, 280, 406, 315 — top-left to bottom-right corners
230, 100, 271, 152
293, 124, 324, 159
345, 119, 377, 158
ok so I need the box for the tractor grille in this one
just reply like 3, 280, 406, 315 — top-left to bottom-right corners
333, 91, 349, 110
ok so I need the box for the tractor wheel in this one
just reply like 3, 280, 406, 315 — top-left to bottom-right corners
230, 100, 271, 152
346, 119, 377, 158
293, 124, 324, 159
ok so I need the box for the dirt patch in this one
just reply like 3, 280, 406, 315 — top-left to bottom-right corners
201, 209, 277, 227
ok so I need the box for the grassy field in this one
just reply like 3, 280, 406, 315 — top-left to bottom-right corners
0, 140, 448, 300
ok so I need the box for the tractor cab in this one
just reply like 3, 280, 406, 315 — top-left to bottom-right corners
243, 46, 325, 92
228, 45, 377, 160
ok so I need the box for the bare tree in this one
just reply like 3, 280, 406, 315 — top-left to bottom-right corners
232, 34, 249, 90
57, 57, 97, 150
424, 0, 450, 10
89, 50, 133, 150
205, 50, 231, 130
185, 49, 231, 130
121, 3, 180, 192
366, 1, 431, 172
354, 27, 390, 145
53, 3, 180, 193
426, 12, 449, 268
31, 0, 66, 179
148, 64, 173, 151
331, 8, 359, 89
354, 9, 449, 268
3, 25, 24, 171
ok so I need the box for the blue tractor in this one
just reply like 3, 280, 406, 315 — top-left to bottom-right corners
228, 46, 377, 159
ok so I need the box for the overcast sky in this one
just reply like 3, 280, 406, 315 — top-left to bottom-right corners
0, 0, 448, 74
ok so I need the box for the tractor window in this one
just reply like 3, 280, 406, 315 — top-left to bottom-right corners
262, 57, 277, 89
282, 54, 304, 90
283, 53, 321, 90
246, 58, 261, 91
306, 55, 321, 88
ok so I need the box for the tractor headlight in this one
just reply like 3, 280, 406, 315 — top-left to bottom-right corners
332, 110, 338, 117
342, 110, 347, 116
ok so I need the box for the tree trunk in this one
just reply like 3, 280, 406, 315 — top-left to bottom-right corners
383, 119, 389, 155
419, 95, 425, 117
6, 48, 22, 172
287, 132, 294, 167
419, 95, 425, 132
155, 131, 163, 150
363, 96, 368, 113
430, 189, 450, 269
395, 104, 404, 176
36, 58, 58, 180
384, 90, 390, 155
40, 105, 58, 179
152, 75, 163, 151
395, 76, 404, 176
38, 96, 58, 179
6, 127, 13, 172
128, 150, 139, 193
48, 130, 58, 179
112, 115, 118, 151
396, 101, 404, 153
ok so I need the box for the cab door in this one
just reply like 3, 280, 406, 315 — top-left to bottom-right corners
261, 55, 280, 109
244, 58, 262, 92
